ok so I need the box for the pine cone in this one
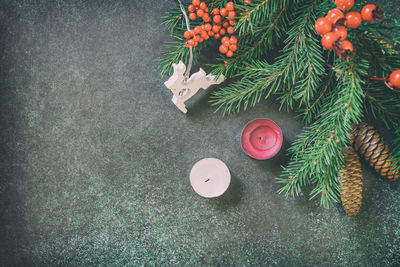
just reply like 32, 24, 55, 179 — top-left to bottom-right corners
340, 147, 363, 216
353, 123, 399, 181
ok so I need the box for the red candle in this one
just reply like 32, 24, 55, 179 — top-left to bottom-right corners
241, 119, 283, 160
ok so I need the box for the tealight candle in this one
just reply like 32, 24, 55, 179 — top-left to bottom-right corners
241, 118, 283, 160
190, 158, 231, 198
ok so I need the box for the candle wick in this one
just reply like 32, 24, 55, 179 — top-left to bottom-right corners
205, 178, 210, 182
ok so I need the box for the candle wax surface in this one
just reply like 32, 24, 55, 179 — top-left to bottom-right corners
241, 119, 283, 160
190, 158, 231, 198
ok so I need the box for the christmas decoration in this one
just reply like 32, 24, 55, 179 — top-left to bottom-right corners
340, 147, 363, 216
352, 122, 399, 181
165, 61, 224, 113
159, 0, 400, 208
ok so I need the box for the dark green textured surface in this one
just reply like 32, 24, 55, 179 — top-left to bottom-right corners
1, 0, 400, 266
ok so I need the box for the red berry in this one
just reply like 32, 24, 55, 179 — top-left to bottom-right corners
222, 36, 229, 42
189, 30, 195, 37
188, 39, 195, 46
335, 0, 354, 11
389, 70, 400, 88
244, 0, 252, 6
194, 26, 201, 34
203, 14, 211, 22
230, 36, 238, 44
336, 40, 353, 58
189, 13, 197, 20
340, 40, 353, 52
220, 8, 228, 17
314, 17, 332, 35
184, 31, 191, 39
226, 2, 235, 11
193, 35, 201, 42
214, 33, 221, 39
200, 30, 208, 39
185, 42, 190, 48
213, 8, 220, 15
229, 19, 236, 25
199, 2, 207, 10
332, 26, 347, 41
229, 44, 237, 52
220, 28, 226, 35
361, 4, 376, 22
321, 32, 340, 50
188, 4, 195, 13
222, 39, 230, 47
226, 50, 234, 57
208, 30, 215, 37
345, 11, 362, 29
193, 41, 198, 47
227, 26, 235, 34
213, 15, 222, 24
212, 24, 221, 33
228, 11, 236, 18
219, 44, 229, 54
361, 4, 383, 22
192, 0, 200, 6
197, 9, 205, 17
204, 23, 212, 31
326, 9, 345, 25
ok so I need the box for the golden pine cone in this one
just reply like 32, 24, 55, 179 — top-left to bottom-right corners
353, 123, 399, 181
340, 147, 363, 216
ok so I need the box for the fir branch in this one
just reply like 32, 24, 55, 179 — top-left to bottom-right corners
350, 30, 400, 127
301, 72, 334, 124
235, 0, 296, 35
161, 8, 184, 34
278, 59, 367, 208
210, 0, 323, 114
157, 40, 204, 77
278, 0, 325, 110
363, 82, 400, 128
209, 0, 292, 78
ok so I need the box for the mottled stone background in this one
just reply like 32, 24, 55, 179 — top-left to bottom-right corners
1, 0, 399, 266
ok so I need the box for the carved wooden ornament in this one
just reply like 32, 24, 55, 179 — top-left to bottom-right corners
164, 61, 225, 113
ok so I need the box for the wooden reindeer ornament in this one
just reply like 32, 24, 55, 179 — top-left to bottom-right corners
164, 61, 225, 113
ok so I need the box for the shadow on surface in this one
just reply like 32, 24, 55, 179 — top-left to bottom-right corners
206, 173, 243, 211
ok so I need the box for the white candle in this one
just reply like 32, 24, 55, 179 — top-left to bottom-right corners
190, 158, 231, 198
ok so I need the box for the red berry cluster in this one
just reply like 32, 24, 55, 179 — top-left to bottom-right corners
314, 1, 384, 59
188, 0, 211, 22
388, 70, 400, 89
184, 1, 239, 58
219, 36, 238, 58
